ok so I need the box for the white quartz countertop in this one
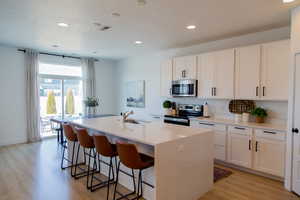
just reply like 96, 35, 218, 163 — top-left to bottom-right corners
190, 117, 287, 132
70, 116, 211, 146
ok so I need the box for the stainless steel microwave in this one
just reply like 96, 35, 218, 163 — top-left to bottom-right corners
171, 79, 197, 97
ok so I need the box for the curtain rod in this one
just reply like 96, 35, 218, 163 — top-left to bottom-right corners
18, 49, 99, 61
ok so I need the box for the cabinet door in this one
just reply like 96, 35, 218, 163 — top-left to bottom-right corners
227, 132, 252, 168
214, 49, 235, 99
173, 56, 197, 80
173, 57, 185, 80
261, 40, 290, 100
197, 53, 215, 98
160, 59, 173, 97
235, 45, 261, 100
184, 56, 197, 79
253, 137, 285, 177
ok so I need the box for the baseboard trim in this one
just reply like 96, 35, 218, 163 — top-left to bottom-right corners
215, 160, 284, 182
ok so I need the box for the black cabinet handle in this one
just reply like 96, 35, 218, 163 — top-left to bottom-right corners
199, 122, 215, 126
255, 141, 258, 152
249, 140, 251, 150
234, 127, 246, 130
214, 87, 217, 96
263, 130, 276, 134
292, 128, 299, 134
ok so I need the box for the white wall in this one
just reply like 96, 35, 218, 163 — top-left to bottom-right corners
0, 46, 27, 146
116, 27, 290, 124
0, 45, 118, 146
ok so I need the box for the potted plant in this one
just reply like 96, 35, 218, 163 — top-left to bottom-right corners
251, 107, 268, 123
83, 97, 100, 116
162, 100, 172, 115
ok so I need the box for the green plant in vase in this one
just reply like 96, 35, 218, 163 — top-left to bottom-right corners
84, 97, 100, 116
251, 107, 268, 123
163, 100, 172, 115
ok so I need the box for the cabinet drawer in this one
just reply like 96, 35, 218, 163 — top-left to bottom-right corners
196, 121, 226, 131
254, 129, 286, 141
228, 126, 252, 136
215, 145, 226, 161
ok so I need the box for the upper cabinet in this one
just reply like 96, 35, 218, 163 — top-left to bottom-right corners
235, 40, 290, 101
235, 45, 261, 100
198, 49, 235, 99
160, 39, 290, 100
261, 40, 290, 101
160, 59, 173, 97
173, 56, 197, 80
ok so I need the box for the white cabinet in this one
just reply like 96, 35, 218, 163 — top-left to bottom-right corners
235, 40, 290, 101
197, 52, 215, 98
192, 121, 286, 178
261, 40, 290, 101
190, 121, 227, 161
235, 45, 261, 100
173, 56, 197, 80
197, 49, 235, 99
227, 126, 252, 168
253, 129, 286, 177
160, 59, 173, 97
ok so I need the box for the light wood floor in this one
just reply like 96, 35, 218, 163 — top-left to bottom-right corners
0, 139, 298, 200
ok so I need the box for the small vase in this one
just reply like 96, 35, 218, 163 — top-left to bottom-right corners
164, 108, 172, 115
255, 116, 265, 123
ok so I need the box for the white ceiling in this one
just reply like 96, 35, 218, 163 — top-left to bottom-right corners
0, 0, 299, 60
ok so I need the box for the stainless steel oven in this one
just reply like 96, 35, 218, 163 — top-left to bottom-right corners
171, 79, 197, 97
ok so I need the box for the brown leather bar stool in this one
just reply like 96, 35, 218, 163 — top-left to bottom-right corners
61, 123, 80, 176
74, 128, 97, 190
113, 143, 154, 200
91, 135, 118, 199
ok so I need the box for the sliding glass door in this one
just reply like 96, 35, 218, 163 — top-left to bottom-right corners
39, 62, 83, 137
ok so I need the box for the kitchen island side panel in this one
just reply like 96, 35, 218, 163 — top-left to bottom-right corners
154, 131, 214, 200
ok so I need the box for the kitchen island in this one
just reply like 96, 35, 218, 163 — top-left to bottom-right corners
70, 116, 213, 200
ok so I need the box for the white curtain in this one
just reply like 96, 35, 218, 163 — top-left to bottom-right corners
81, 58, 96, 97
25, 49, 41, 143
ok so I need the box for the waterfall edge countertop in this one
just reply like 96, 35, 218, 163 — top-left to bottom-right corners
70, 116, 211, 146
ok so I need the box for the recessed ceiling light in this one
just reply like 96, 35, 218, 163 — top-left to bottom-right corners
186, 25, 196, 30
135, 41, 143, 44
57, 22, 69, 27
283, 0, 295, 3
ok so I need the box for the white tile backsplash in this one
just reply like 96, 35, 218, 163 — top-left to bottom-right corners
168, 98, 288, 125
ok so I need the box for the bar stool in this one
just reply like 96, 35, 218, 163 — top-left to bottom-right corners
61, 123, 79, 176
74, 128, 97, 189
113, 143, 154, 200
91, 135, 118, 199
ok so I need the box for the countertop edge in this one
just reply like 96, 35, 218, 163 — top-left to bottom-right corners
190, 117, 287, 132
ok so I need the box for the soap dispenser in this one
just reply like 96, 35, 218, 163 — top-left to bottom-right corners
203, 102, 209, 118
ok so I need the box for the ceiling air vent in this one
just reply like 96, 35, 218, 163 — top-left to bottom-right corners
100, 26, 111, 31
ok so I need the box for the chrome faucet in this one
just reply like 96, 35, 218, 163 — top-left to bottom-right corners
123, 110, 134, 122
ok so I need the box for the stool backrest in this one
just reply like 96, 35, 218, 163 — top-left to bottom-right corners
62, 123, 77, 141
75, 128, 94, 148
116, 143, 143, 169
93, 135, 116, 157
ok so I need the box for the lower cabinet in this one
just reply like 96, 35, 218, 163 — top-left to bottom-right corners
192, 121, 286, 178
253, 130, 286, 177
190, 121, 227, 161
227, 126, 252, 168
